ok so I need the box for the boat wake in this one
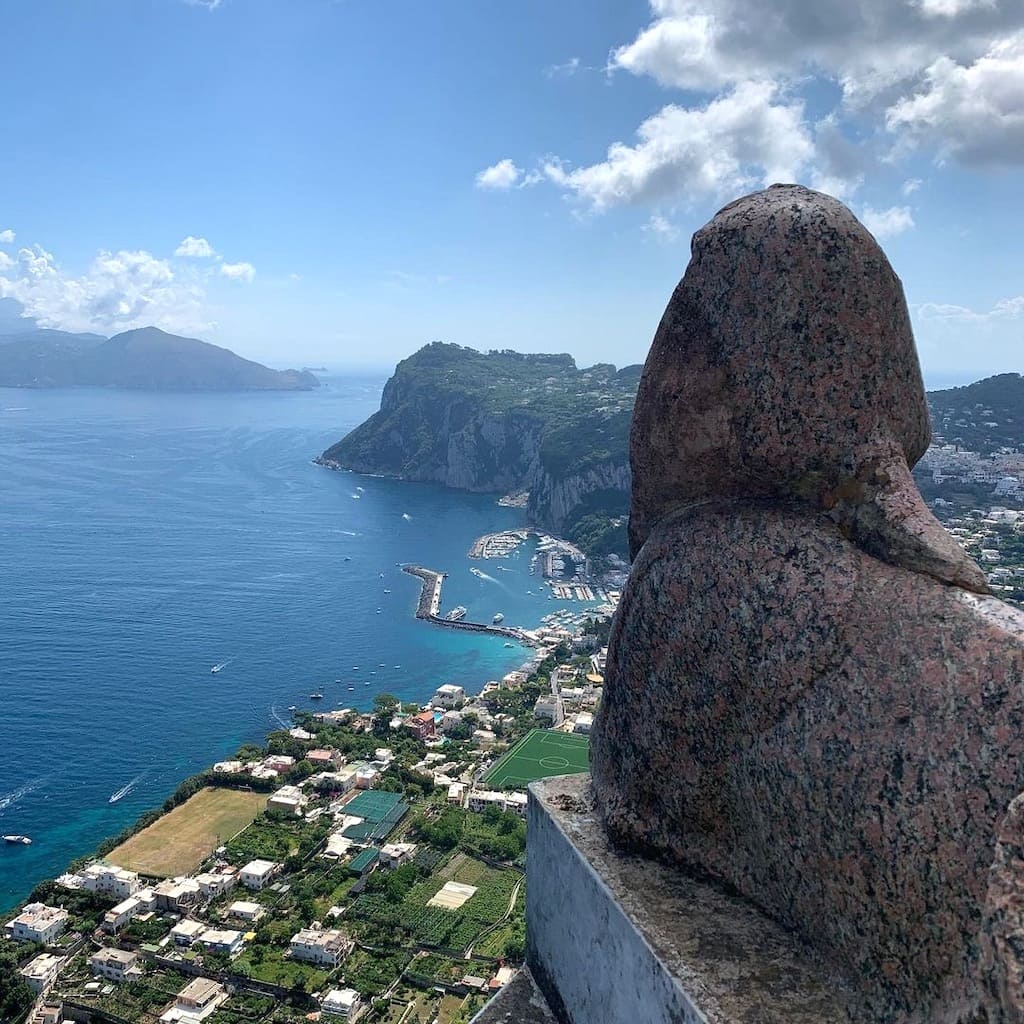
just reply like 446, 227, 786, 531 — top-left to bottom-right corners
211, 655, 236, 674
109, 772, 146, 805
0, 777, 44, 813
269, 705, 290, 729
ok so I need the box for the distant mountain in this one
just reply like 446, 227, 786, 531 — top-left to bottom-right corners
318, 342, 641, 558
0, 326, 319, 391
927, 373, 1024, 455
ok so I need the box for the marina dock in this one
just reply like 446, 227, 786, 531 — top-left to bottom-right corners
403, 565, 533, 644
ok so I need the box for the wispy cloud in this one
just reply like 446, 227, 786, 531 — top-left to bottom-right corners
0, 229, 14, 244
545, 57, 582, 79
220, 261, 256, 282
917, 295, 1024, 321
860, 204, 915, 239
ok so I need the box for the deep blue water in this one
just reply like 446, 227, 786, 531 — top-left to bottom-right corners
0, 378, 585, 909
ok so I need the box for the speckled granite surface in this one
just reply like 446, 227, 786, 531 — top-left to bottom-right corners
591, 185, 1024, 1021
626, 184, 986, 594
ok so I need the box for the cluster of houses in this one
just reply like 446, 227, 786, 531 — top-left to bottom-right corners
533, 663, 602, 734
921, 442, 1023, 497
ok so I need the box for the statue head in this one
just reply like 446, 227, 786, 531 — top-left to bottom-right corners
628, 183, 987, 593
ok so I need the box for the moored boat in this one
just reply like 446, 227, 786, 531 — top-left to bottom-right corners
3, 835, 31, 845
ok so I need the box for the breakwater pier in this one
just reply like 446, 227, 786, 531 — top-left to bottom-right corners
403, 565, 534, 644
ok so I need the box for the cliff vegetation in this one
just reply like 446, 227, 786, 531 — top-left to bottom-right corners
318, 343, 640, 557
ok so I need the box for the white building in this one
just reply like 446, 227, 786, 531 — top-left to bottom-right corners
321, 989, 361, 1018
467, 789, 528, 817
534, 695, 564, 726
573, 712, 594, 735
153, 877, 202, 912
6, 904, 69, 945
290, 927, 353, 967
200, 928, 245, 955
473, 729, 497, 747
439, 710, 465, 734
228, 900, 264, 922
240, 859, 279, 890
20, 954, 63, 994
90, 948, 142, 983
194, 867, 238, 898
80, 863, 141, 900
447, 782, 467, 806
103, 888, 156, 933
380, 843, 417, 869
160, 978, 227, 1024
433, 684, 465, 708
268, 784, 307, 817
170, 919, 206, 947
355, 767, 379, 789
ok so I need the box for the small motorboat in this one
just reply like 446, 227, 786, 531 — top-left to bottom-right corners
3, 835, 31, 845
309, 692, 324, 700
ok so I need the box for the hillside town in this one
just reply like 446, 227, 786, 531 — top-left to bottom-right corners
917, 441, 1024, 605
1, 624, 610, 1024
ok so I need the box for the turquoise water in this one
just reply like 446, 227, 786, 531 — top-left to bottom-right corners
0, 378, 584, 909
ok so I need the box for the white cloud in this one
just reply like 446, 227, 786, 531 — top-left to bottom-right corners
542, 81, 813, 210
885, 32, 1024, 167
175, 235, 218, 259
861, 204, 916, 238
901, 177, 924, 195
643, 214, 680, 240
916, 0, 994, 18
0, 252, 12, 270
611, 0, 1020, 104
184, 0, 222, 9
0, 229, 14, 244
0, 245, 210, 335
917, 295, 1024, 320
220, 261, 256, 282
475, 159, 523, 190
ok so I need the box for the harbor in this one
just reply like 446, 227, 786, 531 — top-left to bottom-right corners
402, 566, 535, 644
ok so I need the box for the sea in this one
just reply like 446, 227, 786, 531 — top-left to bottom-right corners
0, 376, 597, 910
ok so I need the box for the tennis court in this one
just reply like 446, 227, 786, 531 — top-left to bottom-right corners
483, 729, 590, 789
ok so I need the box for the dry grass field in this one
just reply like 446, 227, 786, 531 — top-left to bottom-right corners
107, 787, 267, 877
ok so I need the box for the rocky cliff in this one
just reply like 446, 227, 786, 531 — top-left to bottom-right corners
318, 343, 639, 545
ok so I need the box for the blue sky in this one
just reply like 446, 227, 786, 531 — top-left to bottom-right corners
0, 0, 1021, 383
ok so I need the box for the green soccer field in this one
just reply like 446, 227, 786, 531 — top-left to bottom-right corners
483, 729, 590, 789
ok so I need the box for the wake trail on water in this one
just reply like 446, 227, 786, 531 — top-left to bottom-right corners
269, 705, 290, 729
109, 771, 147, 804
0, 776, 45, 813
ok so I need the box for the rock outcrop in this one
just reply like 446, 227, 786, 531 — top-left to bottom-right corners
591, 184, 1024, 1022
318, 343, 639, 542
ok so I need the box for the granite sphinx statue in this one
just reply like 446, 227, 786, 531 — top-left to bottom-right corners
591, 184, 1024, 1022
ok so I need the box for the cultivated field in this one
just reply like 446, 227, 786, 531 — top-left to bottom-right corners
483, 729, 590, 789
107, 787, 267, 877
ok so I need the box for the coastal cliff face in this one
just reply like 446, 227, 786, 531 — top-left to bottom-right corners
319, 343, 639, 543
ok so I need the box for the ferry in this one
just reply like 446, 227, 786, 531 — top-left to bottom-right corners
3, 835, 31, 845
492, 612, 505, 624
444, 605, 468, 622
309, 691, 324, 700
